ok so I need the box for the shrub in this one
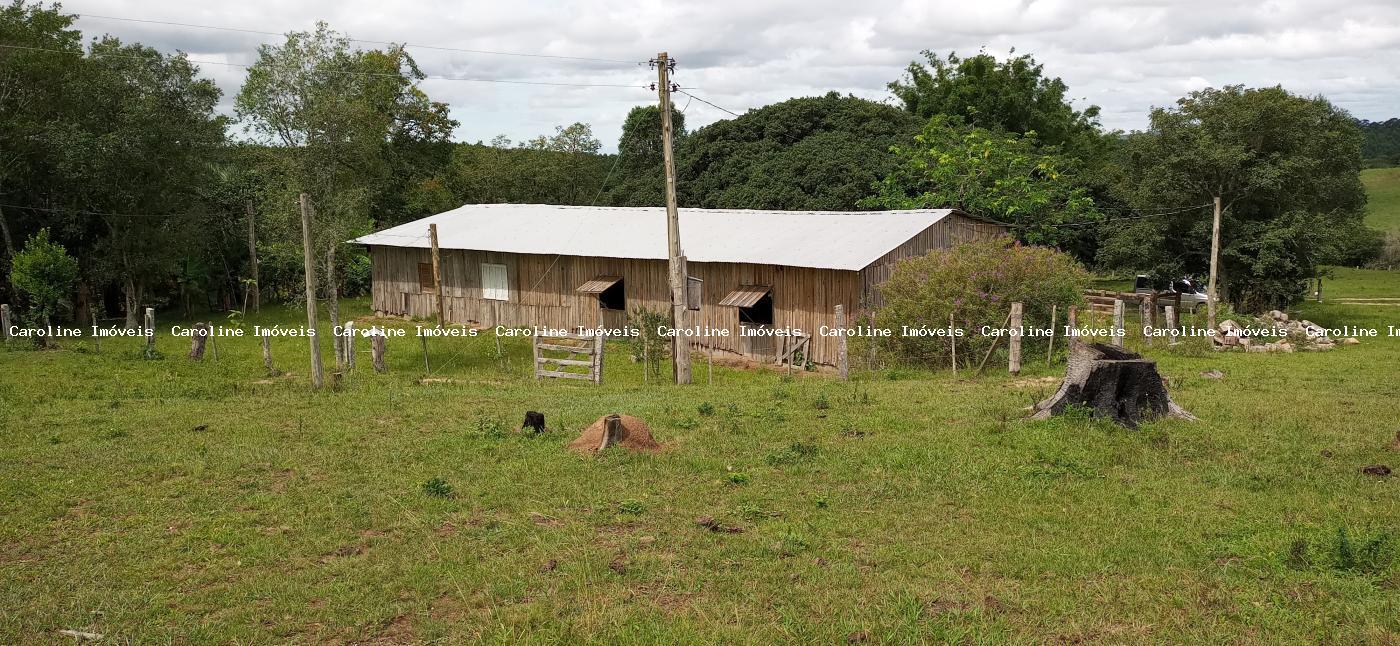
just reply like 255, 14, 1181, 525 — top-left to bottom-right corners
9, 229, 79, 330
626, 306, 669, 379
873, 238, 1088, 368
617, 499, 645, 515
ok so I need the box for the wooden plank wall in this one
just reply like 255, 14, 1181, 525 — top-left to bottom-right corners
371, 246, 863, 365
858, 213, 1006, 310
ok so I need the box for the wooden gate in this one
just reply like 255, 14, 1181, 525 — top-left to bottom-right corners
533, 331, 605, 383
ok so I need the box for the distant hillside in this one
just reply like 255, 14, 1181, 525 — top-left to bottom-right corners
1362, 167, 1400, 233
1360, 118, 1400, 167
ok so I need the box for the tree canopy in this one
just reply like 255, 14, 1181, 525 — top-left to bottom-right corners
674, 92, 919, 211
889, 50, 1101, 153
1101, 85, 1371, 309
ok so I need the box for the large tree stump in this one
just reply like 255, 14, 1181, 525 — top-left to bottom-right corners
1032, 340, 1195, 428
188, 323, 209, 360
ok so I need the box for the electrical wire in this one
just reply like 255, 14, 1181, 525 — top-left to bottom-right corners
0, 202, 196, 218
673, 88, 741, 117
0, 43, 650, 88
75, 12, 646, 65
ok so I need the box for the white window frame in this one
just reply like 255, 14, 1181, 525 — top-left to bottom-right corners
480, 263, 509, 301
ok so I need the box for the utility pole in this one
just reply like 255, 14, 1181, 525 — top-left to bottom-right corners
246, 201, 260, 313
654, 51, 691, 384
1206, 195, 1222, 333
429, 223, 445, 327
300, 193, 325, 389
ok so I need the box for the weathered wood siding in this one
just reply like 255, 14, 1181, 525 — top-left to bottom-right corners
370, 246, 862, 365
368, 212, 1006, 366
858, 213, 1006, 309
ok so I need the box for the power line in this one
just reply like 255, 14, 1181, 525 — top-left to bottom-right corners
674, 88, 740, 117
0, 202, 196, 218
75, 12, 646, 65
0, 43, 649, 89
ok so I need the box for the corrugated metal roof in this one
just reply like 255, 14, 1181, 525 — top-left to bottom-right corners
575, 276, 622, 294
718, 285, 772, 308
351, 204, 963, 271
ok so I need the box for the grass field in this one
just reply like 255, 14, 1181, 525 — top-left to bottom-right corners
2, 267, 1398, 643
1362, 167, 1400, 233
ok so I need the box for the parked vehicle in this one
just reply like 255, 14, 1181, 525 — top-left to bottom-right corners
1134, 275, 1209, 313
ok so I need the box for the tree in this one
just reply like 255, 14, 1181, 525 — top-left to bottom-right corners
604, 105, 685, 206
671, 93, 918, 211
0, 0, 83, 298
236, 23, 455, 350
864, 115, 1100, 249
889, 49, 1101, 153
1359, 118, 1400, 167
524, 122, 602, 154
45, 37, 226, 326
1104, 85, 1372, 310
10, 228, 78, 339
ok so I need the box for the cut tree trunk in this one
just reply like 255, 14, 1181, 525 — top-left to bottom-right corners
1031, 340, 1195, 429
188, 323, 209, 360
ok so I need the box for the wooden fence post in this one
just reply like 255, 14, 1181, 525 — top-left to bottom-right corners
1067, 305, 1077, 331
1112, 299, 1125, 347
1008, 302, 1023, 375
188, 323, 209, 360
262, 333, 274, 374
1046, 304, 1057, 367
949, 312, 957, 377
1165, 305, 1179, 346
532, 334, 541, 381
592, 332, 604, 384
420, 334, 430, 374
371, 333, 387, 373
1139, 297, 1153, 347
144, 307, 156, 356
835, 304, 849, 381
1, 304, 11, 344
707, 342, 714, 385
299, 193, 324, 389
1315, 277, 1323, 303
344, 321, 356, 371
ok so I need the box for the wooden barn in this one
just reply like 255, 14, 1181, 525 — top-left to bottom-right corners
352, 204, 1005, 366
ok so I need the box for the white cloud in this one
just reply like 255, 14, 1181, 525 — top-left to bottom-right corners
65, 0, 1400, 150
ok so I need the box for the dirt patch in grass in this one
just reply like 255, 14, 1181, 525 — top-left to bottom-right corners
568, 415, 662, 454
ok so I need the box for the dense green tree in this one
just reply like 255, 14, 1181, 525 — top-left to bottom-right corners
1359, 118, 1400, 167
1103, 85, 1372, 310
674, 93, 918, 211
46, 37, 226, 326
236, 23, 455, 342
604, 105, 685, 207
889, 49, 1101, 153
0, 0, 82, 299
865, 115, 1100, 249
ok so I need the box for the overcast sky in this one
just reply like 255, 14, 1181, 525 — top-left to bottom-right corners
66, 0, 1400, 152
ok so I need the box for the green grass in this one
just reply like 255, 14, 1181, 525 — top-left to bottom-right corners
2, 274, 1398, 642
1362, 167, 1400, 233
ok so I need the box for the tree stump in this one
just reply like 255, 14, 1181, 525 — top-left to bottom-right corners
1031, 340, 1195, 429
598, 414, 623, 451
188, 323, 209, 360
521, 411, 546, 433
371, 334, 387, 373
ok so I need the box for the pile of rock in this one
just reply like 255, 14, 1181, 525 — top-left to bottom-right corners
1213, 310, 1360, 353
